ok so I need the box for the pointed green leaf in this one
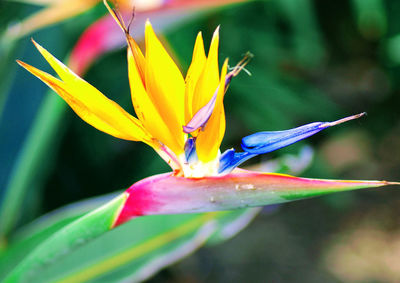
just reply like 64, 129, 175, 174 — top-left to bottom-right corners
2, 193, 126, 283
0, 193, 258, 283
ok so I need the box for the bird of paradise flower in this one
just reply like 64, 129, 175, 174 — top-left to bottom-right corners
0, 0, 253, 238
16, 0, 398, 228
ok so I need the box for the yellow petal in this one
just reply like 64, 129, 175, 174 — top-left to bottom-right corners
196, 59, 228, 162
17, 50, 151, 143
127, 48, 181, 153
7, 0, 99, 39
127, 37, 146, 81
144, 21, 186, 153
191, 27, 220, 134
184, 32, 207, 123
31, 39, 78, 85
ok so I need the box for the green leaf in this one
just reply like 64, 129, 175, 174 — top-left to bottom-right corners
5, 170, 389, 283
0, 93, 67, 238
0, 36, 18, 122
0, 192, 259, 283
2, 193, 126, 283
0, 192, 119, 278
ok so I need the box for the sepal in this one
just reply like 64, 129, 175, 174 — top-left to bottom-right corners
114, 170, 396, 226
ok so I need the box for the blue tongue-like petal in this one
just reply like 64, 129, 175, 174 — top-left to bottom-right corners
242, 113, 366, 154
218, 149, 256, 174
218, 113, 366, 175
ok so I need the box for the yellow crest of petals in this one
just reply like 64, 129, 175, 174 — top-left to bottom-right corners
196, 59, 229, 162
18, 41, 152, 144
185, 32, 207, 124
144, 21, 186, 154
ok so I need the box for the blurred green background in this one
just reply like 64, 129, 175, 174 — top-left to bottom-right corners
1, 0, 400, 282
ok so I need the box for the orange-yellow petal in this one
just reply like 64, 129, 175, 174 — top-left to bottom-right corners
17, 50, 151, 143
127, 48, 180, 153
191, 26, 220, 137
144, 21, 186, 153
196, 59, 228, 162
184, 32, 207, 123
31, 39, 78, 84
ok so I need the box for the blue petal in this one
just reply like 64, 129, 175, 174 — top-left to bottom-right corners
218, 149, 256, 174
241, 113, 366, 154
184, 137, 197, 163
218, 114, 365, 174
